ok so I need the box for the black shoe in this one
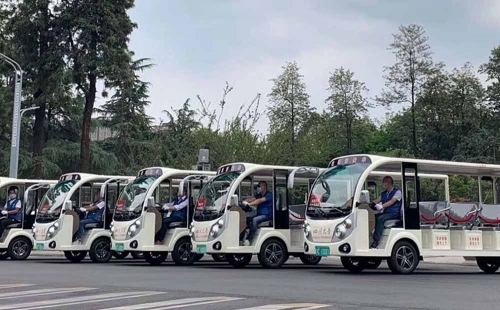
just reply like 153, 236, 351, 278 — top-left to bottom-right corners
370, 241, 379, 249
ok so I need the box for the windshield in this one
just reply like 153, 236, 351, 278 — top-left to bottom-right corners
113, 176, 158, 221
36, 180, 76, 223
307, 163, 369, 219
194, 172, 239, 221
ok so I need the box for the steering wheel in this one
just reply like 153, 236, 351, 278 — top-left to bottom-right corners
238, 202, 253, 212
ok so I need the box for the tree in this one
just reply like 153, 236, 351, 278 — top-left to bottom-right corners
377, 24, 434, 156
60, 0, 136, 172
481, 46, 500, 111
268, 62, 313, 165
326, 68, 370, 154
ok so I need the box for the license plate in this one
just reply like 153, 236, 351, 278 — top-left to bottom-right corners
36, 243, 44, 251
315, 246, 330, 257
115, 243, 124, 252
196, 245, 206, 254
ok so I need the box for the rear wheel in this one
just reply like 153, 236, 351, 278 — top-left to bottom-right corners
387, 241, 419, 274
144, 251, 168, 265
299, 254, 322, 265
258, 239, 288, 268
131, 252, 144, 259
227, 254, 252, 268
212, 254, 226, 262
89, 238, 112, 263
172, 238, 196, 266
476, 258, 500, 274
112, 251, 130, 259
8, 237, 32, 260
64, 251, 87, 263
341, 257, 366, 273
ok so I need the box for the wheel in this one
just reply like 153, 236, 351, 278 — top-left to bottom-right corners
212, 254, 226, 262
387, 240, 419, 274
194, 254, 204, 262
131, 252, 144, 259
476, 258, 500, 274
89, 238, 112, 263
112, 251, 130, 259
299, 254, 322, 265
8, 237, 32, 260
0, 250, 9, 260
364, 258, 382, 269
341, 257, 366, 273
144, 251, 168, 265
64, 251, 87, 263
257, 239, 288, 268
171, 238, 196, 266
227, 253, 252, 268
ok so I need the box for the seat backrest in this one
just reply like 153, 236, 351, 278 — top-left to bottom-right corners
419, 201, 437, 223
448, 203, 478, 224
479, 204, 500, 224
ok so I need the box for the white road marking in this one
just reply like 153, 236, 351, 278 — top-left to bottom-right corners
0, 284, 34, 289
237, 303, 330, 310
100, 296, 243, 310
0, 291, 161, 310
0, 287, 96, 300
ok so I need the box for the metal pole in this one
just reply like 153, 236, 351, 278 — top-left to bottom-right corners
0, 53, 23, 179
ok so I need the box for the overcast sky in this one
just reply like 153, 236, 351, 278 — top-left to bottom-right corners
125, 0, 500, 130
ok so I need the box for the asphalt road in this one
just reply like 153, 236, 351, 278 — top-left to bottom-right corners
0, 255, 498, 310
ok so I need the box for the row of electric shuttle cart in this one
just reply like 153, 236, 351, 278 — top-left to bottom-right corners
1, 154, 500, 274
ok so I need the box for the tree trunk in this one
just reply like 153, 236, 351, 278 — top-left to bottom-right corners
32, 101, 46, 178
80, 74, 96, 172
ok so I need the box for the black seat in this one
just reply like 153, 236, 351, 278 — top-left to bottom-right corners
84, 222, 103, 229
384, 219, 402, 228
6, 223, 22, 229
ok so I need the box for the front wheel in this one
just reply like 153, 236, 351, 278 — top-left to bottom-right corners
172, 238, 196, 266
387, 241, 419, 274
227, 254, 252, 268
144, 251, 168, 266
112, 251, 130, 259
258, 239, 288, 268
89, 238, 112, 263
476, 258, 500, 274
299, 254, 322, 265
341, 257, 365, 273
8, 237, 32, 260
64, 251, 87, 263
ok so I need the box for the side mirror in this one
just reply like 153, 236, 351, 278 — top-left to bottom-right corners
147, 197, 155, 208
359, 190, 370, 204
230, 195, 239, 207
64, 201, 72, 210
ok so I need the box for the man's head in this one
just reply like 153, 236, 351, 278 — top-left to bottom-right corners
95, 192, 103, 201
256, 181, 268, 194
7, 186, 18, 200
382, 176, 394, 191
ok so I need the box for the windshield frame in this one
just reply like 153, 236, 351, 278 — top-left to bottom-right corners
36, 180, 77, 222
114, 175, 160, 221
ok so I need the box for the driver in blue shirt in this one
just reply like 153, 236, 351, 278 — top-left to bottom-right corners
240, 181, 273, 246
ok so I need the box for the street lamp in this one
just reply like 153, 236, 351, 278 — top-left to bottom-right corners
0, 53, 23, 179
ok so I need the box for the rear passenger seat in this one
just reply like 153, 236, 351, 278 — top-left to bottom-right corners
446, 203, 480, 229
478, 204, 500, 230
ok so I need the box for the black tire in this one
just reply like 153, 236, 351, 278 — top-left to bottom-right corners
64, 251, 87, 263
144, 251, 168, 266
0, 250, 9, 260
112, 251, 130, 259
171, 238, 196, 266
476, 258, 500, 274
212, 254, 226, 262
299, 254, 322, 265
8, 237, 32, 261
365, 258, 382, 269
257, 239, 288, 268
194, 254, 204, 262
131, 252, 144, 259
387, 240, 419, 274
341, 257, 366, 273
89, 238, 112, 263
227, 253, 252, 268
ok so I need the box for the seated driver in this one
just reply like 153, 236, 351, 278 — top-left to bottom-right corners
155, 189, 188, 245
0, 186, 22, 237
240, 181, 273, 246
370, 176, 402, 249
74, 192, 105, 245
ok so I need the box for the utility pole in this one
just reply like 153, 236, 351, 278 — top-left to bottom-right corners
0, 53, 23, 179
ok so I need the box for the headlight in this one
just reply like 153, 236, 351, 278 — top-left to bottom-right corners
332, 215, 355, 242
344, 218, 352, 229
111, 226, 115, 232
334, 225, 346, 238
48, 227, 55, 234
54, 222, 59, 229
217, 219, 224, 227
126, 217, 143, 239
135, 220, 141, 226
130, 225, 137, 233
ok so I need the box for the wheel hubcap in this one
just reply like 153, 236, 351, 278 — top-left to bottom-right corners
396, 246, 414, 270
264, 243, 283, 265
178, 242, 192, 261
13, 240, 28, 257
96, 242, 110, 259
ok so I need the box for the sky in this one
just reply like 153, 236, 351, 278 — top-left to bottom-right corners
124, 0, 500, 130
